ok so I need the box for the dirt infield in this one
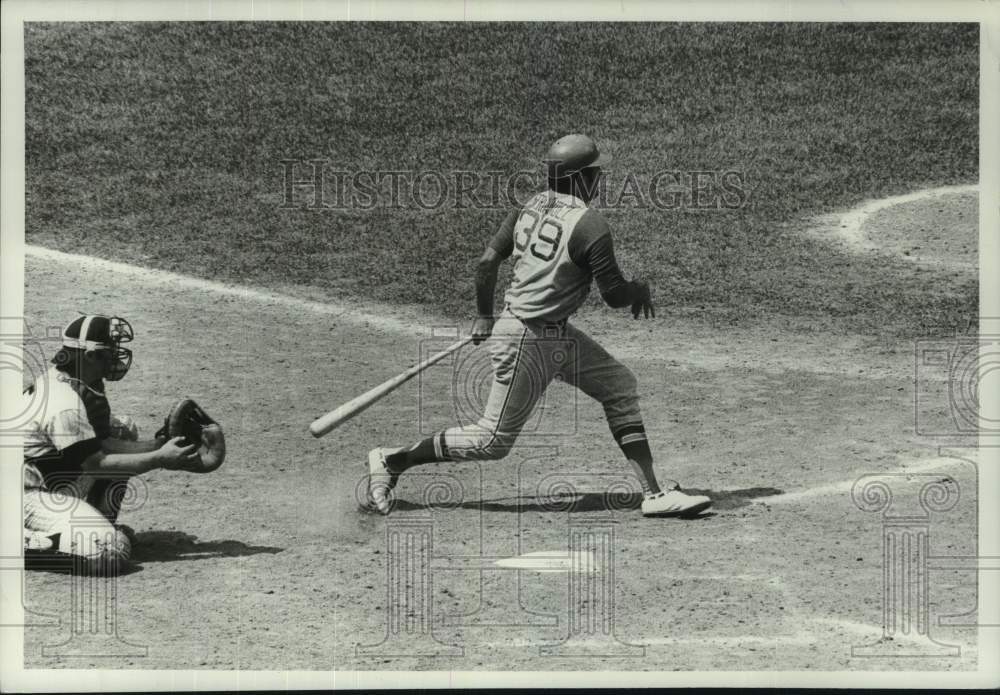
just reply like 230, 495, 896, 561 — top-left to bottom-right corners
863, 190, 977, 270
813, 185, 978, 273
21, 189, 979, 671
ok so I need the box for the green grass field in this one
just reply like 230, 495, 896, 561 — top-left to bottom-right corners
24, 22, 978, 336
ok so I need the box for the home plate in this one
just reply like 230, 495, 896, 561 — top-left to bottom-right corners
493, 550, 594, 573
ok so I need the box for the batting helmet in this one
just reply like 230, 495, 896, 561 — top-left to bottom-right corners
544, 134, 611, 179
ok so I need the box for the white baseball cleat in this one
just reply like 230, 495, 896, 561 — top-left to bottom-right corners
24, 530, 56, 552
364, 447, 399, 515
641, 488, 712, 517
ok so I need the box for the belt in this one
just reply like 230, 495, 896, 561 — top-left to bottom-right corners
505, 304, 568, 336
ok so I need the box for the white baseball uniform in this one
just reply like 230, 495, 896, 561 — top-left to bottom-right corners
22, 366, 128, 564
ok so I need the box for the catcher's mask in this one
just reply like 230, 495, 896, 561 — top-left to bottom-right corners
61, 315, 134, 381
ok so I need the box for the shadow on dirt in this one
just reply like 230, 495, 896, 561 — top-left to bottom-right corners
23, 531, 282, 575
689, 486, 785, 510
23, 553, 146, 576
130, 531, 283, 563
391, 486, 783, 515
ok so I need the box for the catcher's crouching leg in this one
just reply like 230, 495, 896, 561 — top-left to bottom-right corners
74, 527, 132, 576
23, 490, 132, 575
82, 475, 132, 524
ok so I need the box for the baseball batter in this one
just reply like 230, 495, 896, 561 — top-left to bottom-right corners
366, 134, 712, 518
22, 314, 219, 574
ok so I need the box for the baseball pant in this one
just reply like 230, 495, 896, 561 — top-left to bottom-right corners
23, 419, 136, 572
23, 482, 131, 573
441, 307, 642, 460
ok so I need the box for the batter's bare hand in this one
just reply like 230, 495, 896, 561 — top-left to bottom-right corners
631, 280, 655, 319
157, 436, 199, 470
471, 316, 495, 345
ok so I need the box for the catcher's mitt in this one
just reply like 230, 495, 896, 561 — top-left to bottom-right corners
155, 399, 226, 473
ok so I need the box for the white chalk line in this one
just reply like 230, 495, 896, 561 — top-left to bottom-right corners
29, 183, 976, 338
809, 616, 963, 644
826, 183, 978, 257
22, 244, 890, 381
491, 617, 967, 652
751, 455, 971, 505
26, 245, 431, 337
500, 634, 811, 648
29, 243, 970, 511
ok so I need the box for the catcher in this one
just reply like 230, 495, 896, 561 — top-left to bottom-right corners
22, 314, 225, 575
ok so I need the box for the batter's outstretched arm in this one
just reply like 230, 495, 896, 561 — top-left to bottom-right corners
473, 247, 503, 344
475, 247, 504, 318
472, 211, 518, 343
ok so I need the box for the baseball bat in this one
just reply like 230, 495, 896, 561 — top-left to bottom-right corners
309, 335, 474, 438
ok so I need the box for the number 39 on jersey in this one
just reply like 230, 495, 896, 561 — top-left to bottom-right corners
512, 199, 577, 264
